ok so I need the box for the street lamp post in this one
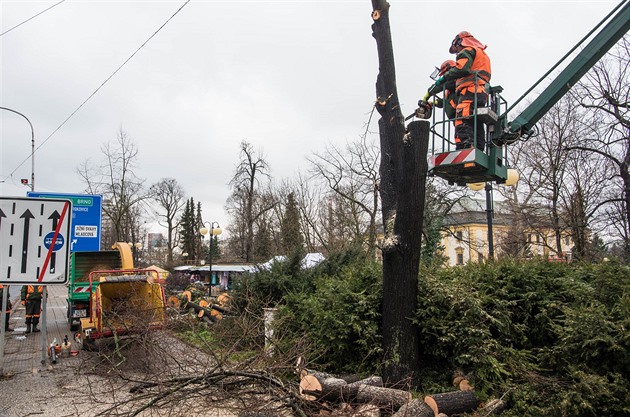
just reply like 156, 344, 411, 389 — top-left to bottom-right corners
468, 169, 519, 261
0, 106, 35, 191
199, 222, 222, 296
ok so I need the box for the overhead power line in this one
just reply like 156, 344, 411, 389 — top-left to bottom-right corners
0, 0, 66, 37
2, 0, 191, 184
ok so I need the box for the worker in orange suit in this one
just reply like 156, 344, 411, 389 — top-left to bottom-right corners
427, 59, 458, 120
432, 31, 491, 150
21, 285, 44, 333
0, 284, 13, 332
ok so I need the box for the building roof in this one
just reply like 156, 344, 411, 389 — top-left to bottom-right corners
444, 211, 514, 227
174, 253, 326, 273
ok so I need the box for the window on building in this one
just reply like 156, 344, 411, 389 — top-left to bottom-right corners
457, 253, 464, 265
528, 233, 532, 242
536, 234, 541, 243
564, 236, 570, 245
478, 252, 484, 263
456, 231, 463, 241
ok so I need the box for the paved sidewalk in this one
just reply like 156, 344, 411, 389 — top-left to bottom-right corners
1, 285, 81, 375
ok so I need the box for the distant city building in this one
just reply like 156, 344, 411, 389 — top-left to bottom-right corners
147, 233, 165, 249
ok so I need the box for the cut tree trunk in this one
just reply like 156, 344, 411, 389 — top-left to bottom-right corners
391, 398, 433, 417
424, 390, 479, 416
371, 0, 429, 385
300, 373, 347, 401
300, 372, 410, 409
478, 399, 507, 415
348, 384, 411, 410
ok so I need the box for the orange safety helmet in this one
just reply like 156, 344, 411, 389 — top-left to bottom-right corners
449, 31, 487, 54
430, 59, 456, 80
439, 60, 456, 76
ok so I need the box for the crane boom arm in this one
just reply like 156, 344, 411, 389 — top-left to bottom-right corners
506, 0, 630, 137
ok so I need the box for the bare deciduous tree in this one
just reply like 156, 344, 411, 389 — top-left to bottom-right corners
571, 35, 630, 259
308, 135, 380, 255
149, 178, 186, 265
226, 141, 277, 262
77, 128, 146, 247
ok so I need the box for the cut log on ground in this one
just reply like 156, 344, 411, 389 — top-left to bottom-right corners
300, 372, 410, 409
351, 376, 383, 387
197, 309, 217, 323
354, 403, 381, 417
477, 399, 507, 416
391, 399, 433, 417
459, 378, 474, 391
347, 384, 411, 410
424, 390, 479, 417
300, 373, 347, 401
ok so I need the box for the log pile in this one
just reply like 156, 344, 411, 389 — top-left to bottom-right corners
166, 288, 233, 324
297, 364, 508, 417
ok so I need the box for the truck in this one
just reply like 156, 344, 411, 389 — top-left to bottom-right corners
67, 242, 134, 331
75, 268, 166, 350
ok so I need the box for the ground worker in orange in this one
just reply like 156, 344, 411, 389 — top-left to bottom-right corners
431, 31, 491, 150
21, 284, 44, 333
0, 284, 13, 331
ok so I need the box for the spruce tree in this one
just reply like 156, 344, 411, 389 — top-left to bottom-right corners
280, 192, 304, 255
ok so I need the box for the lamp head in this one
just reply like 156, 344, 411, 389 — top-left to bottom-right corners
468, 182, 485, 191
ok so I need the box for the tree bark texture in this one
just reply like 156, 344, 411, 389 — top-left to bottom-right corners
371, 0, 429, 386
391, 399, 434, 417
479, 399, 507, 415
300, 372, 410, 409
424, 390, 479, 416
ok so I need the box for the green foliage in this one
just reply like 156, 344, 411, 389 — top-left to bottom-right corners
414, 259, 630, 416
232, 250, 313, 307
178, 197, 204, 261
232, 247, 382, 374
232, 252, 629, 416
280, 257, 382, 373
280, 192, 304, 255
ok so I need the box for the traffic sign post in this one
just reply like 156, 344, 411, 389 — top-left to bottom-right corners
27, 192, 102, 252
0, 196, 72, 285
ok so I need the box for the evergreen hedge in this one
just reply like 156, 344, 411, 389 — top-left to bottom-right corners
235, 253, 630, 416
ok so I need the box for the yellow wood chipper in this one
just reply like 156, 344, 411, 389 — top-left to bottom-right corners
75, 268, 166, 350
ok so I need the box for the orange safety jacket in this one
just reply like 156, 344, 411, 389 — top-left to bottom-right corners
455, 46, 491, 95
22, 285, 44, 301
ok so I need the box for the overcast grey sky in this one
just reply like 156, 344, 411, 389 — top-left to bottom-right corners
1, 0, 621, 236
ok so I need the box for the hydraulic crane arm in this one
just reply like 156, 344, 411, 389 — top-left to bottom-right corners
503, 0, 630, 140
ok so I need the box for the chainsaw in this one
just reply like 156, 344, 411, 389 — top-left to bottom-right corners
405, 99, 433, 121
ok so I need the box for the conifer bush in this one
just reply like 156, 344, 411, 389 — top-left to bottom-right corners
233, 251, 629, 416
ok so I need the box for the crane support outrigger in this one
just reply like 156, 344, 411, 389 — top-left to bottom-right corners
425, 0, 630, 186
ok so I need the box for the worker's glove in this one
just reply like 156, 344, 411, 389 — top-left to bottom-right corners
422, 91, 430, 102
21, 300, 25, 306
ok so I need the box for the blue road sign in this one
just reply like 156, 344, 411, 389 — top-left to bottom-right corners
44, 232, 65, 251
28, 192, 102, 252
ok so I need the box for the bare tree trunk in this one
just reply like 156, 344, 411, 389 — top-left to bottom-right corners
371, 0, 428, 385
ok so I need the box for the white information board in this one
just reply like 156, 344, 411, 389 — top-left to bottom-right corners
0, 196, 72, 285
